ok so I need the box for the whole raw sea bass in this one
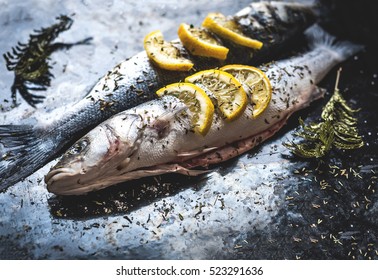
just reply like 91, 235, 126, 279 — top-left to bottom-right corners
46, 26, 362, 195
0, 1, 315, 191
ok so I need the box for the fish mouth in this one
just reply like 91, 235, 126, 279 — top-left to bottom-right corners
45, 166, 120, 196
45, 167, 86, 195
45, 167, 76, 185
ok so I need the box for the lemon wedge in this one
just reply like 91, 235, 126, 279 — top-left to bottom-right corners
202, 13, 263, 50
144, 30, 194, 71
185, 70, 247, 121
178, 23, 229, 60
156, 82, 214, 135
220, 64, 272, 118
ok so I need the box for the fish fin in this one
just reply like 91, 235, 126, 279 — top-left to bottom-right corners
176, 167, 210, 176
182, 120, 289, 169
148, 105, 187, 139
152, 164, 210, 176
120, 164, 210, 181
311, 86, 326, 102
116, 157, 131, 171
176, 147, 218, 158
305, 24, 364, 61
316, 86, 327, 95
150, 105, 187, 124
0, 125, 55, 191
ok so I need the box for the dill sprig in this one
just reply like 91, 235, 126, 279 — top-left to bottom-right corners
3, 15, 92, 108
285, 68, 364, 158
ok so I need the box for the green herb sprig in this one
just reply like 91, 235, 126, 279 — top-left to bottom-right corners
3, 15, 92, 108
285, 68, 364, 158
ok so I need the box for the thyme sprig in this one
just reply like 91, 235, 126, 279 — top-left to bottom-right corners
285, 68, 364, 158
3, 15, 92, 108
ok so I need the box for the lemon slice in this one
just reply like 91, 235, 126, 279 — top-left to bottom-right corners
156, 82, 214, 135
220, 64, 272, 118
178, 23, 229, 60
144, 30, 194, 71
202, 13, 263, 50
185, 70, 247, 121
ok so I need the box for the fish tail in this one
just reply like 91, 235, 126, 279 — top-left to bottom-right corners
305, 24, 364, 61
0, 125, 56, 191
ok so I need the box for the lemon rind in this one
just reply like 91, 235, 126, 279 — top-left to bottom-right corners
156, 82, 214, 135
185, 69, 248, 121
144, 30, 194, 71
178, 23, 229, 60
202, 13, 263, 50
220, 64, 272, 118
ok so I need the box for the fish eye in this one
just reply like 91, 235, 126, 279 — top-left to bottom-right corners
67, 138, 89, 155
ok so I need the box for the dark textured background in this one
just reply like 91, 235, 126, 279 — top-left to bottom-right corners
0, 0, 377, 259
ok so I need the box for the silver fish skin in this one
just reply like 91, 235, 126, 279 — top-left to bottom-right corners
46, 25, 363, 195
0, 1, 316, 191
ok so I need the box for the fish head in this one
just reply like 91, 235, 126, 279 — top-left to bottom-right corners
272, 1, 317, 26
235, 1, 317, 46
45, 114, 143, 195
